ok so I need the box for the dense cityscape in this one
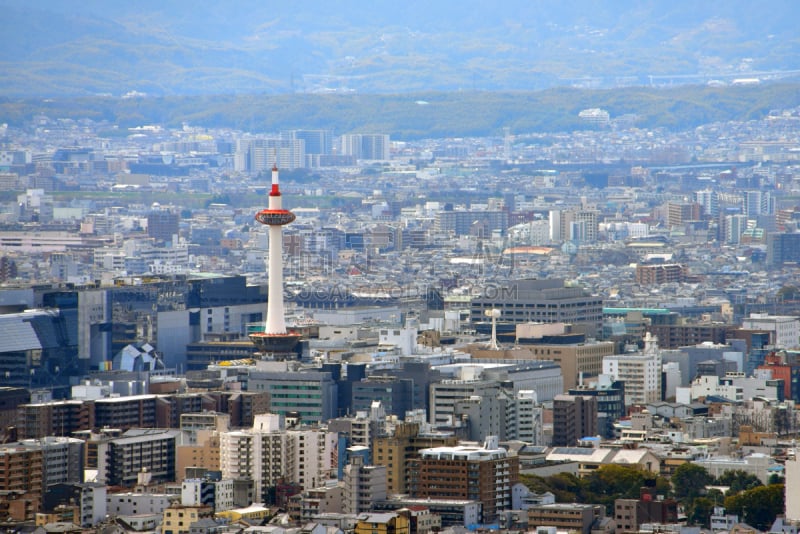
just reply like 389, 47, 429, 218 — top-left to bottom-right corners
1, 99, 800, 534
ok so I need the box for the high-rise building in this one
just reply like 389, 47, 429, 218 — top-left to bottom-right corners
666, 202, 701, 228
235, 138, 305, 171
409, 437, 519, 523
435, 209, 509, 237
505, 390, 544, 445
343, 455, 387, 515
220, 414, 337, 503
767, 232, 800, 267
248, 369, 337, 424
694, 189, 719, 217
176, 429, 222, 482
288, 130, 334, 156
95, 428, 179, 486
602, 335, 662, 406
0, 436, 84, 514
146, 209, 179, 243
742, 190, 773, 217
568, 375, 625, 439
470, 279, 603, 337
429, 378, 501, 427
340, 134, 390, 160
552, 394, 598, 446
548, 209, 599, 243
371, 422, 458, 495
723, 214, 750, 244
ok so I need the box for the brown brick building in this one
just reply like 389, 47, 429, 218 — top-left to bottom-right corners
372, 422, 458, 495
408, 438, 518, 523
635, 263, 687, 285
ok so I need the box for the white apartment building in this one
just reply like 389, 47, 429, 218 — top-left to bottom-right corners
505, 390, 543, 445
603, 334, 662, 406
343, 456, 387, 515
107, 492, 173, 516
741, 313, 800, 349
676, 375, 743, 404
220, 414, 337, 504
181, 478, 235, 512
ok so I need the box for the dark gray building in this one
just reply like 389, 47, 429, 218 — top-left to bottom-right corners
248, 368, 338, 424
470, 278, 603, 337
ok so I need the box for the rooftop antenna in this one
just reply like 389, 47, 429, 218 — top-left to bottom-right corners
485, 308, 501, 350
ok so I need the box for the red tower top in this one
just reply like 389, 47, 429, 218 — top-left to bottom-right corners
270, 164, 281, 196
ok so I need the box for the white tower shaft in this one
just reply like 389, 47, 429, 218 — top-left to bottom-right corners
265, 168, 287, 335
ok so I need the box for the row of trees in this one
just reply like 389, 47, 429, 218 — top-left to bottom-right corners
522, 463, 785, 531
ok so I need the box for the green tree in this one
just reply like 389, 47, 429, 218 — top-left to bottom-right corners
706, 487, 725, 506
672, 463, 714, 502
687, 497, 715, 528
724, 484, 785, 531
584, 465, 646, 512
520, 472, 583, 503
717, 470, 762, 496
768, 473, 783, 485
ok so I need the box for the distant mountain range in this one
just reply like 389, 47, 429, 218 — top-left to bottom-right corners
1, 1, 799, 97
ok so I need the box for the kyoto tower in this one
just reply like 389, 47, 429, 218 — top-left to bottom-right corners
249, 165, 301, 355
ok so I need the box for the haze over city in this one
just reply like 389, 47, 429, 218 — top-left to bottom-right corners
0, 2, 800, 534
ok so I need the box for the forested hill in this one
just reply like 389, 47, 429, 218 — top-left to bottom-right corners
2, 83, 800, 140
1, 0, 799, 97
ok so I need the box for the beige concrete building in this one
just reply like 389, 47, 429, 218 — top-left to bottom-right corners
160, 503, 213, 534
371, 422, 457, 495
470, 339, 613, 392
176, 429, 222, 482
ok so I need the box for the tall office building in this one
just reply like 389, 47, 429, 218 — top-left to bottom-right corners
767, 232, 800, 267
602, 335, 662, 406
742, 190, 773, 217
470, 278, 603, 337
340, 134, 390, 160
552, 394, 598, 446
548, 209, 599, 243
288, 130, 334, 155
248, 369, 338, 424
235, 138, 305, 171
694, 189, 719, 217
146, 209, 179, 243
